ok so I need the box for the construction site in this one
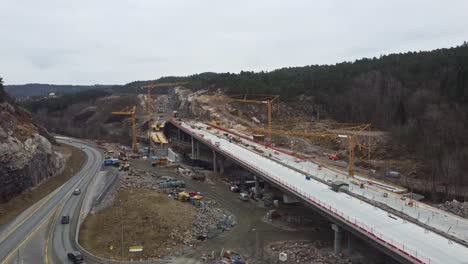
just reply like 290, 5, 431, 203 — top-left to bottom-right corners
62, 82, 467, 264
3, 3, 468, 264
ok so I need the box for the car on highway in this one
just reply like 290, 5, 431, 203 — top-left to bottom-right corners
61, 215, 70, 224
73, 188, 81, 195
67, 251, 84, 263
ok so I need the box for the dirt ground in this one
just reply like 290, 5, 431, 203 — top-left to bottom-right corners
79, 188, 198, 261
129, 160, 393, 264
0, 143, 86, 226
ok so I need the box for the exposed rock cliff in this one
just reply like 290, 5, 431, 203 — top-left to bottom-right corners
0, 80, 64, 202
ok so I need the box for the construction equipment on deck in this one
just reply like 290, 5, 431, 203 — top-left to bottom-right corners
111, 106, 138, 154
250, 127, 370, 178
203, 94, 279, 142
141, 82, 188, 154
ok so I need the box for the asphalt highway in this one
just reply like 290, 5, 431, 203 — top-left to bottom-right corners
0, 137, 103, 264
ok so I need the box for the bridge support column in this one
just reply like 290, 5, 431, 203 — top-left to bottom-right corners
219, 157, 225, 175
191, 136, 195, 159
254, 175, 261, 197
213, 150, 217, 173
347, 232, 354, 254
264, 182, 271, 193
332, 224, 342, 256
177, 129, 181, 140
196, 141, 200, 158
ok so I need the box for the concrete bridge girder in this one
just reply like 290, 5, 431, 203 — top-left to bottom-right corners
168, 123, 413, 264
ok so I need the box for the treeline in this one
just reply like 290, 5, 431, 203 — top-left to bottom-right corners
22, 89, 110, 113
149, 43, 468, 196
5, 83, 113, 98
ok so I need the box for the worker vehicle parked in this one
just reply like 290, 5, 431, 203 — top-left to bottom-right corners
239, 192, 249, 201
67, 251, 84, 263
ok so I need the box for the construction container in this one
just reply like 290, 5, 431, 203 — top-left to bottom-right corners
331, 180, 349, 192
252, 134, 265, 141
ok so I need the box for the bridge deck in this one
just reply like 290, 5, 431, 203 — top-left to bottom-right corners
172, 120, 468, 264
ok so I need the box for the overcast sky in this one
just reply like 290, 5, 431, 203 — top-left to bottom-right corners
1, 0, 467, 85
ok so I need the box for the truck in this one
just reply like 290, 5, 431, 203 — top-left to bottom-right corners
103, 158, 120, 167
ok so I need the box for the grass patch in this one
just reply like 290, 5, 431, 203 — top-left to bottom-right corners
79, 188, 197, 260
0, 143, 86, 226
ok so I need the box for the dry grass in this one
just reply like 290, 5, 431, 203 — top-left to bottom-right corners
0, 143, 86, 226
79, 188, 197, 261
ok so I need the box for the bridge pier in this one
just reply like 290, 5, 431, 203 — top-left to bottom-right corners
332, 224, 342, 256
196, 141, 200, 158
191, 136, 195, 159
213, 150, 217, 173
254, 175, 261, 197
218, 157, 225, 174
347, 232, 354, 255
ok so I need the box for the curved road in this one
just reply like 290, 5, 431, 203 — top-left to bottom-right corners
0, 137, 103, 264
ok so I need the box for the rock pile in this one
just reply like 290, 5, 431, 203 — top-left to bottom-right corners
268, 241, 351, 264
192, 202, 236, 239
119, 169, 156, 189
438, 200, 468, 218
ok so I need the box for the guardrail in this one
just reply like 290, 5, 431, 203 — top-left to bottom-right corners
172, 120, 431, 264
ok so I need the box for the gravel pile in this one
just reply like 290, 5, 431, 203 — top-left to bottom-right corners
118, 169, 161, 189
438, 200, 468, 218
268, 241, 351, 264
192, 201, 236, 239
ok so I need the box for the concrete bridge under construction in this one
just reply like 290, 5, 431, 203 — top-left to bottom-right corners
166, 119, 468, 264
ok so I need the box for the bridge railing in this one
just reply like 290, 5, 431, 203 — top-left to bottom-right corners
174, 122, 432, 264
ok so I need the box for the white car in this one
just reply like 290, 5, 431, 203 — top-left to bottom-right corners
239, 192, 249, 201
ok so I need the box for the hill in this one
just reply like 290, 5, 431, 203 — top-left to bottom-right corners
150, 43, 468, 198
4, 83, 116, 99
0, 78, 63, 202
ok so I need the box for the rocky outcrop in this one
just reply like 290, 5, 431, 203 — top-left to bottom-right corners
0, 84, 63, 202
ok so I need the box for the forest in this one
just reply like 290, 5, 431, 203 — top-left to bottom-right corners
152, 43, 468, 196
18, 43, 468, 197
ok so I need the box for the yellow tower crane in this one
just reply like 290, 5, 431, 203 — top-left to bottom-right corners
203, 94, 279, 142
250, 127, 370, 178
111, 106, 138, 154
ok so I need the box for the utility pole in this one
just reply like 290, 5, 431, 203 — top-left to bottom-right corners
119, 200, 124, 259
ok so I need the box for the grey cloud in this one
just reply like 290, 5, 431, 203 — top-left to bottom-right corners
0, 0, 467, 85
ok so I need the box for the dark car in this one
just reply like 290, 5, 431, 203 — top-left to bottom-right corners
61, 215, 70, 224
73, 188, 81, 195
67, 251, 84, 263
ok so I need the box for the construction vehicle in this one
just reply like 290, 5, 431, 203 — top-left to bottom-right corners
203, 94, 279, 142
119, 163, 130, 171
151, 156, 168, 166
178, 191, 190, 201
111, 106, 138, 153
328, 154, 339, 161
140, 82, 188, 154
